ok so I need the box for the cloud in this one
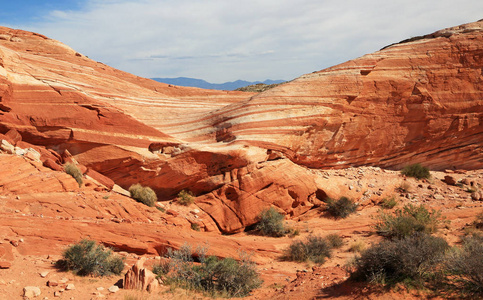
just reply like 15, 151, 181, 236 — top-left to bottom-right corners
11, 0, 483, 82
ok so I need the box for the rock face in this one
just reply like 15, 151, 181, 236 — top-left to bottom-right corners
1, 21, 482, 234
205, 21, 483, 170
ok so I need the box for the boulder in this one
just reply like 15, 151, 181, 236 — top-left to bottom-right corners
444, 175, 457, 186
0, 139, 14, 154
471, 191, 483, 201
42, 158, 64, 172
0, 261, 11, 269
5, 129, 22, 145
23, 286, 41, 298
86, 168, 115, 190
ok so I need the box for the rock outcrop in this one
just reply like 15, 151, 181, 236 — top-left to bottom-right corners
124, 258, 159, 292
1, 21, 482, 234
204, 21, 483, 170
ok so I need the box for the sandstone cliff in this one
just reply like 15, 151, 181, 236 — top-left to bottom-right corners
1, 21, 482, 234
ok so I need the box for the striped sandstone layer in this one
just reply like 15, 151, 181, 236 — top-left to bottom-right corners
1, 21, 482, 234
204, 20, 483, 170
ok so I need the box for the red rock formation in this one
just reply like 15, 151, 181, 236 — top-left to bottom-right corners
205, 21, 483, 170
1, 21, 482, 234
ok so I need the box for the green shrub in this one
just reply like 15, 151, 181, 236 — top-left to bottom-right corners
379, 196, 398, 209
64, 163, 83, 187
153, 244, 262, 297
350, 233, 449, 286
191, 223, 200, 231
256, 207, 286, 237
56, 239, 124, 276
325, 234, 344, 249
129, 183, 157, 207
177, 190, 194, 206
325, 197, 358, 219
348, 240, 366, 253
401, 163, 430, 180
396, 181, 411, 193
285, 236, 333, 264
374, 204, 443, 239
445, 234, 483, 296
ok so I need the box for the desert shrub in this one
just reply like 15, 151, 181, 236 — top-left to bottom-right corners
325, 196, 358, 219
56, 239, 124, 277
379, 196, 398, 209
255, 207, 286, 237
285, 236, 333, 264
401, 163, 430, 180
350, 233, 449, 286
475, 211, 483, 229
325, 234, 344, 249
64, 163, 83, 187
349, 240, 366, 253
396, 181, 411, 193
374, 204, 443, 239
177, 190, 194, 206
129, 183, 157, 207
154, 244, 261, 297
191, 223, 200, 231
445, 234, 483, 296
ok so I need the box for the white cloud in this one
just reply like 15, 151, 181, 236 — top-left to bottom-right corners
16, 0, 483, 82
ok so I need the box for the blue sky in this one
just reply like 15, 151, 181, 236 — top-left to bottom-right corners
1, 0, 482, 82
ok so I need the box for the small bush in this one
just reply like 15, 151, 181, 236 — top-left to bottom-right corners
177, 190, 194, 206
445, 234, 483, 296
350, 233, 449, 286
153, 244, 262, 297
256, 207, 286, 237
191, 223, 200, 231
285, 236, 333, 264
56, 239, 124, 277
64, 163, 83, 187
325, 196, 358, 219
379, 196, 398, 209
129, 183, 157, 207
349, 240, 366, 253
325, 234, 344, 249
401, 163, 430, 180
396, 181, 411, 193
374, 204, 443, 239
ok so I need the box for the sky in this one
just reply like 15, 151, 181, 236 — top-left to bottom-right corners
1, 0, 482, 83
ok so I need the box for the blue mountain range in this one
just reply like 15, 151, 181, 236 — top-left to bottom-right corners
151, 77, 285, 91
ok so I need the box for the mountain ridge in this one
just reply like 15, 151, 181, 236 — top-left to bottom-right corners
151, 77, 285, 90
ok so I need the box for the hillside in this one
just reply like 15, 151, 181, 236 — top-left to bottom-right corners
0, 20, 482, 299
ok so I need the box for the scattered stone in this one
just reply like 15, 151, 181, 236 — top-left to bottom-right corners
65, 283, 75, 290
190, 208, 200, 214
59, 278, 69, 284
433, 194, 445, 200
23, 286, 41, 298
40, 271, 49, 278
0, 139, 14, 154
54, 291, 61, 297
47, 280, 58, 287
0, 261, 12, 269
471, 191, 483, 201
108, 285, 119, 293
444, 175, 457, 186
96, 287, 104, 291
10, 240, 19, 247
166, 209, 179, 217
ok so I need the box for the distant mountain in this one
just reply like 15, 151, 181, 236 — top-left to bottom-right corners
151, 77, 285, 91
